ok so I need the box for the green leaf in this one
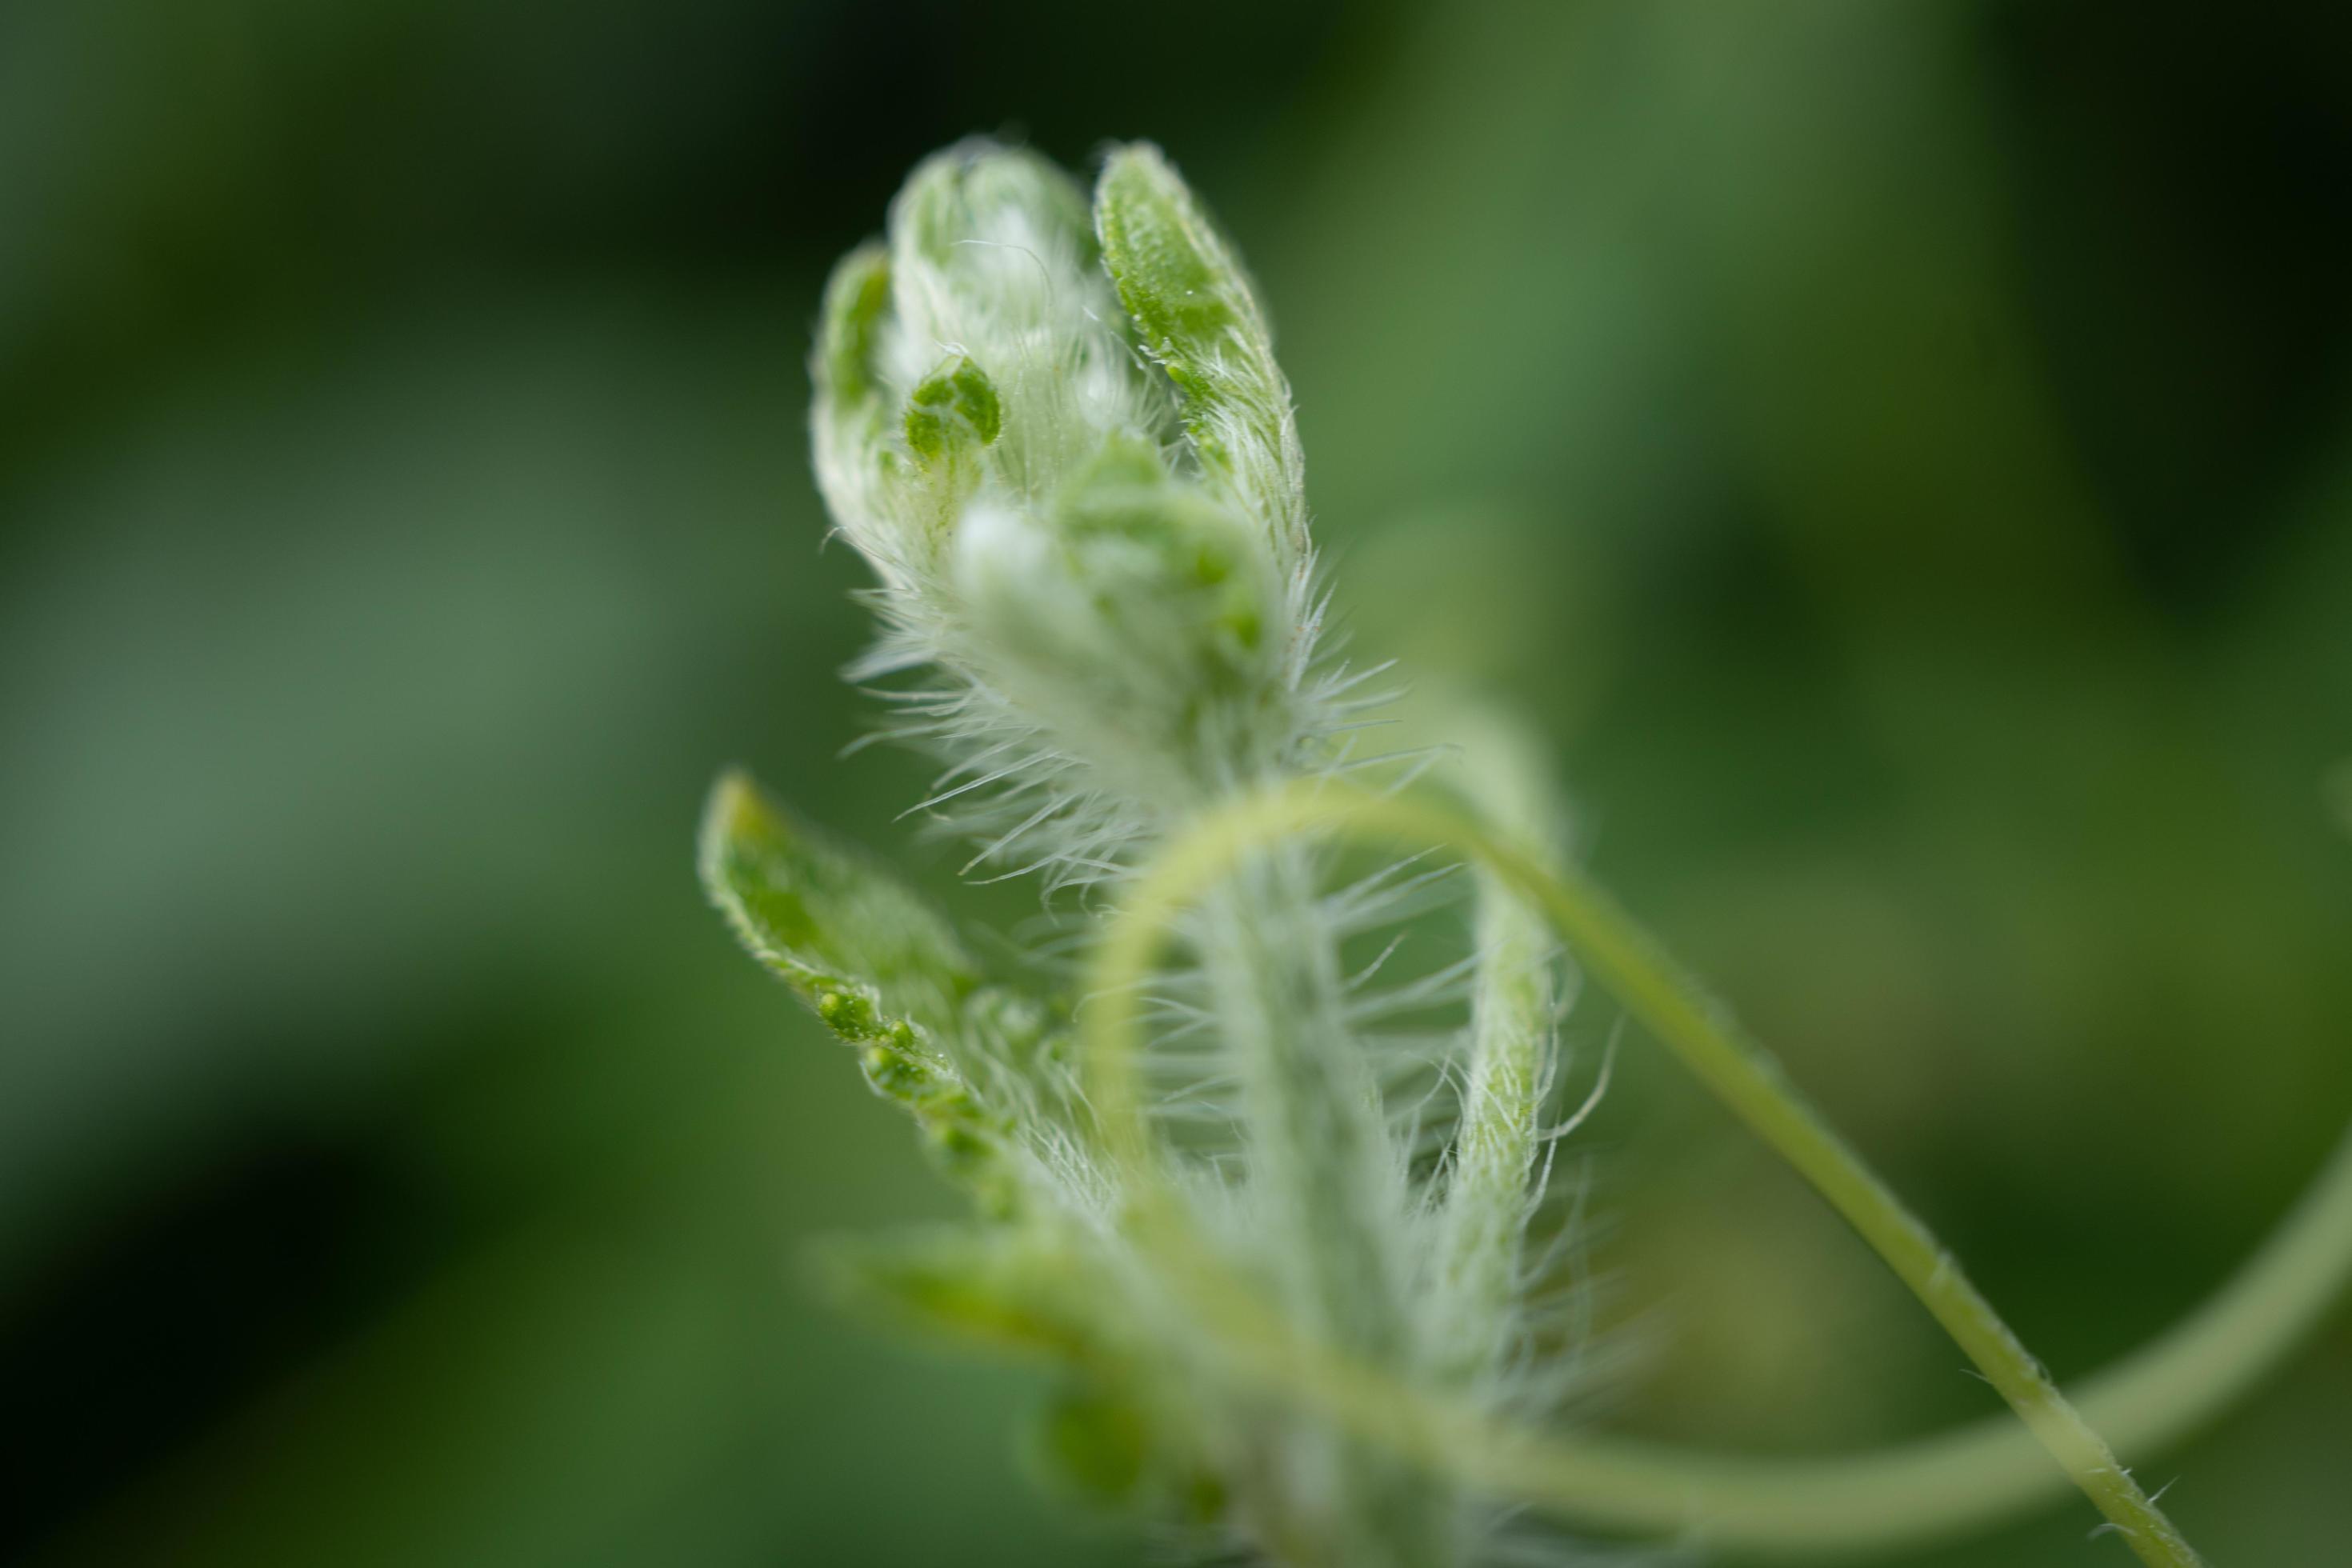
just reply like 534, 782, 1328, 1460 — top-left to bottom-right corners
1094, 144, 1302, 556
1027, 1382, 1152, 1507
810, 1225, 1099, 1364
815, 242, 892, 410
698, 770, 977, 1040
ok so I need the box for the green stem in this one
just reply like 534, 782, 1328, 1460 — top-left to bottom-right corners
1725, 1114, 2352, 1553
1430, 710, 1575, 1398
1078, 778, 2329, 1565
1110, 1115, 2352, 1559
1430, 866, 1558, 1390
1201, 847, 1455, 1568
1510, 823, 2202, 1566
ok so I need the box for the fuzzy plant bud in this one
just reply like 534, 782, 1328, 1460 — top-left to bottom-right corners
953, 437, 1282, 798
810, 144, 1160, 582
806, 140, 1316, 818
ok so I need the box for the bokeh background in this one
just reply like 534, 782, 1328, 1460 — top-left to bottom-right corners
6, 2, 2350, 1563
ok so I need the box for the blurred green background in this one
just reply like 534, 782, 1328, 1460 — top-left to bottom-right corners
5, 2, 2349, 1563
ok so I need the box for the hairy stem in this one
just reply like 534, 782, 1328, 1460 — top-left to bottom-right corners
1430, 870, 1557, 1391
1201, 842, 1456, 1568
1076, 779, 2325, 1566
1206, 852, 1396, 1354
1099, 1113, 2352, 1560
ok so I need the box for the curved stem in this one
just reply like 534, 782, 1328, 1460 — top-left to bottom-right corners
1428, 714, 1574, 1394
1500, 814, 2203, 1566
1429, 866, 1558, 1390
1754, 1114, 2352, 1552
1074, 778, 2348, 1564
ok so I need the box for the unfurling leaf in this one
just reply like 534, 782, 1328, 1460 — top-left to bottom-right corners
1095, 143, 1305, 565
698, 769, 976, 1038
811, 1225, 1098, 1364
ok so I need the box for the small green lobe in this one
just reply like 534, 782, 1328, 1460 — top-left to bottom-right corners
818, 245, 892, 406
860, 1039, 934, 1100
1030, 1383, 1151, 1506
905, 355, 1002, 462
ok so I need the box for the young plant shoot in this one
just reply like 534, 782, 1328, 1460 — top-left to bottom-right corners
706, 140, 2352, 1567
